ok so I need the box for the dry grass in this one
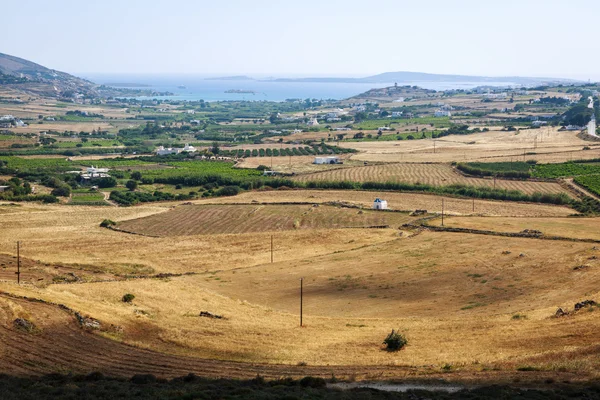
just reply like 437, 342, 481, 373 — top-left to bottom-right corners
339, 129, 600, 164
2, 230, 600, 373
430, 216, 600, 241
294, 163, 571, 196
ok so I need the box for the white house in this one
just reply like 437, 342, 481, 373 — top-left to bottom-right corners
155, 143, 197, 156
373, 198, 388, 210
532, 121, 547, 127
87, 166, 110, 174
314, 156, 340, 164
186, 110, 196, 114
391, 111, 403, 117
434, 110, 452, 117
306, 118, 319, 127
327, 117, 341, 122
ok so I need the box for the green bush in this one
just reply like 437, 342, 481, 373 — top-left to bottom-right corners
383, 329, 407, 351
100, 219, 116, 228
122, 293, 135, 303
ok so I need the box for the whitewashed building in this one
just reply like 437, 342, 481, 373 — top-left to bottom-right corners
314, 156, 340, 164
373, 198, 388, 210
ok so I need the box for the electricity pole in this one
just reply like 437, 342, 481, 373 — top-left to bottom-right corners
16, 241, 20, 285
300, 277, 304, 327
270, 235, 273, 263
441, 199, 444, 226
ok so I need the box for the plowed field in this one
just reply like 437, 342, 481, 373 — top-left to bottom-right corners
295, 163, 570, 196
117, 204, 416, 237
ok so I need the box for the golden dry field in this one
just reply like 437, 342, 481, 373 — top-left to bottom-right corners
1, 192, 599, 382
294, 163, 571, 196
339, 129, 600, 164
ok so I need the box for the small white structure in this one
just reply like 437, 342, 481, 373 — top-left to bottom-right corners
434, 110, 452, 117
0, 186, 9, 192
391, 111, 403, 117
155, 144, 197, 156
373, 198, 388, 210
314, 156, 340, 165
87, 166, 109, 174
306, 118, 319, 127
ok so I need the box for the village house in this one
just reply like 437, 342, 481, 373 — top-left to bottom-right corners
373, 198, 388, 210
156, 144, 197, 156
314, 156, 341, 165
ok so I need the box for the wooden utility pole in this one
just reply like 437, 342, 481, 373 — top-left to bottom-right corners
16, 241, 20, 284
270, 235, 273, 263
300, 278, 304, 327
493, 175, 497, 190
472, 198, 475, 213
441, 199, 444, 226
433, 140, 436, 154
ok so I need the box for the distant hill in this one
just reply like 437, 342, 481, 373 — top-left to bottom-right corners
0, 52, 98, 97
0, 53, 172, 99
268, 71, 579, 86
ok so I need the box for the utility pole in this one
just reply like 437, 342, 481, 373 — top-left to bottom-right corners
300, 277, 303, 327
16, 241, 20, 285
270, 235, 273, 263
441, 199, 444, 226
493, 175, 497, 190
472, 198, 475, 213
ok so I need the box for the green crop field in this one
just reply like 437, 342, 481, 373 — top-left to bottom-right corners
354, 117, 451, 130
466, 162, 532, 173
140, 161, 262, 181
574, 175, 600, 196
54, 140, 122, 148
533, 162, 600, 178
0, 156, 74, 173
68, 190, 107, 206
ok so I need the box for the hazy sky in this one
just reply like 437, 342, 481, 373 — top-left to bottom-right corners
2, 0, 599, 79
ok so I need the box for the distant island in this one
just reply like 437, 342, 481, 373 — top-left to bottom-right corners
104, 82, 151, 88
225, 89, 256, 94
264, 71, 580, 86
207, 75, 255, 81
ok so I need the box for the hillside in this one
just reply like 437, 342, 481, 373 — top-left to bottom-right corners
0, 53, 172, 99
0, 52, 97, 98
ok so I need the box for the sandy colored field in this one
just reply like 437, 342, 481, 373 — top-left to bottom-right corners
15, 121, 114, 134
429, 216, 600, 241
2, 229, 600, 376
339, 129, 600, 164
190, 189, 575, 217
0, 202, 398, 275
294, 163, 571, 196
117, 204, 416, 237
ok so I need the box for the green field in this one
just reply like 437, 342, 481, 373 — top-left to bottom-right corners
55, 140, 122, 148
533, 162, 600, 178
69, 190, 107, 206
354, 117, 451, 130
466, 162, 532, 173
574, 175, 600, 196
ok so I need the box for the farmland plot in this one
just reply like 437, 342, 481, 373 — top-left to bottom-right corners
118, 204, 416, 237
295, 163, 571, 196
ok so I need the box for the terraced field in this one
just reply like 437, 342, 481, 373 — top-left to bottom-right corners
295, 163, 570, 196
117, 204, 415, 237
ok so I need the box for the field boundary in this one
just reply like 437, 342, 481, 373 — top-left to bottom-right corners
406, 221, 600, 244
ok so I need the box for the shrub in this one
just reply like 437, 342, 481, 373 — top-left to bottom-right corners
122, 293, 135, 303
383, 329, 407, 351
100, 219, 116, 228
51, 185, 71, 197
216, 185, 240, 197
125, 180, 138, 191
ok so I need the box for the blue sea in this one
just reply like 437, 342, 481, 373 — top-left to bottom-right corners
80, 74, 516, 102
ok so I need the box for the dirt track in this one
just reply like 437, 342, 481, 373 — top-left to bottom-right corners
0, 294, 592, 384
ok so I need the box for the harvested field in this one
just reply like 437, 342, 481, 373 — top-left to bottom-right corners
192, 190, 575, 217
117, 204, 416, 237
429, 216, 600, 241
0, 253, 117, 285
294, 163, 571, 196
3, 231, 600, 377
339, 129, 600, 164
